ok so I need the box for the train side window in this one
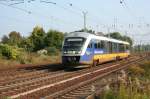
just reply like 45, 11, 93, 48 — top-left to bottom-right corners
88, 43, 92, 48
94, 40, 98, 49
109, 42, 113, 53
96, 40, 105, 49
105, 41, 109, 53
97, 41, 100, 48
94, 43, 97, 49
119, 44, 125, 52
112, 43, 115, 53
116, 43, 119, 52
112, 43, 118, 53
100, 41, 105, 49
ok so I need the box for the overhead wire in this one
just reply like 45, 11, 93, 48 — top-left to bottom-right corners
0, 1, 81, 30
0, 2, 31, 14
120, 0, 144, 37
40, 0, 109, 32
4, 0, 120, 33
40, 0, 83, 18
62, 1, 121, 33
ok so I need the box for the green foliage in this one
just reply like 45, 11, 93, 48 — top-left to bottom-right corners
1, 26, 64, 55
122, 35, 133, 45
109, 32, 122, 40
103, 90, 116, 99
19, 38, 34, 52
0, 44, 19, 59
1, 31, 23, 47
9, 31, 22, 46
106, 32, 133, 46
45, 30, 64, 49
1, 35, 9, 44
29, 26, 46, 51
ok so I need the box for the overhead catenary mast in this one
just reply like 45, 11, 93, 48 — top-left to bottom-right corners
82, 11, 88, 32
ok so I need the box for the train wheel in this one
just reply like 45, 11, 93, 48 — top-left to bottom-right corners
116, 56, 120, 61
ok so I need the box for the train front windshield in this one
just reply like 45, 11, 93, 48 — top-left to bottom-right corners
63, 37, 86, 53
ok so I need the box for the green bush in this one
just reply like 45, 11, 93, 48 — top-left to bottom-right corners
45, 47, 58, 55
0, 44, 19, 59
103, 90, 116, 99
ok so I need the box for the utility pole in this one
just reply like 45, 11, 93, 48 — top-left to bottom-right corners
82, 11, 88, 32
107, 27, 110, 38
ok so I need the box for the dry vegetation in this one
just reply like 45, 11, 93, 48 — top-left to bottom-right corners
100, 60, 150, 99
0, 52, 61, 70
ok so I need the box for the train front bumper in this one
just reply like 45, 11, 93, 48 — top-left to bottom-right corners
62, 56, 92, 65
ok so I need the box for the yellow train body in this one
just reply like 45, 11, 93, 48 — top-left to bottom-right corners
93, 52, 130, 63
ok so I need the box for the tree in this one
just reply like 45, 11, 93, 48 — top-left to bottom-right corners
106, 32, 133, 45
45, 30, 64, 49
8, 31, 22, 46
1, 35, 9, 44
122, 35, 133, 45
29, 26, 46, 51
106, 32, 122, 40
19, 37, 34, 52
1, 31, 23, 46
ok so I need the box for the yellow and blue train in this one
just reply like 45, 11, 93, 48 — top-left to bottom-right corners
62, 32, 130, 67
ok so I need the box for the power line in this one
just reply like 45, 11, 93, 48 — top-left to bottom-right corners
40, 0, 82, 18
0, 1, 81, 30
9, 1, 24, 6
0, 2, 31, 14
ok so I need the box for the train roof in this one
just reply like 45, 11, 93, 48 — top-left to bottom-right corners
65, 32, 130, 45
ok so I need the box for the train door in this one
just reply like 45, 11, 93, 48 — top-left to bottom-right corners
86, 41, 94, 61
80, 40, 94, 64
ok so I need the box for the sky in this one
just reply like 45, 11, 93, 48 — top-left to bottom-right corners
0, 0, 150, 45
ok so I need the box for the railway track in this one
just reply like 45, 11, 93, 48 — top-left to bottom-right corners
0, 54, 147, 99
53, 56, 147, 99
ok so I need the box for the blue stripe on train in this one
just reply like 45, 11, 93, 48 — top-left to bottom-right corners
80, 48, 93, 62
80, 48, 106, 62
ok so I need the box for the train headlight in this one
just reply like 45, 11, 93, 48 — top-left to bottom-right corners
72, 51, 76, 54
78, 51, 82, 54
75, 51, 81, 54
63, 51, 67, 54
